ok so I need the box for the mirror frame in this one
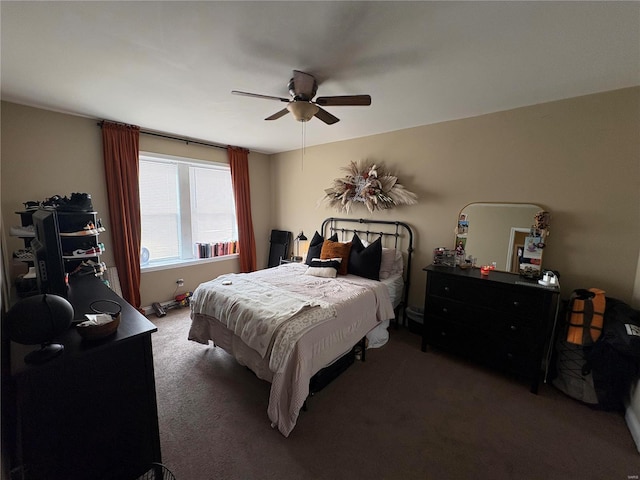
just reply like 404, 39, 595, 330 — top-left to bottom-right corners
455, 202, 549, 277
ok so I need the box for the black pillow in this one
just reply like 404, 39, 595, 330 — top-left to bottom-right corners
305, 231, 338, 265
348, 234, 382, 280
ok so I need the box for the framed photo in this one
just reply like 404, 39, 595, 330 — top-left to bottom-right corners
519, 235, 543, 278
522, 236, 543, 260
457, 218, 469, 234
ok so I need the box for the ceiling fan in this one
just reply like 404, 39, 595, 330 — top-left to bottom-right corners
232, 70, 371, 125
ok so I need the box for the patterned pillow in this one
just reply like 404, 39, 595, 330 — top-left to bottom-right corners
320, 239, 352, 275
305, 258, 342, 278
348, 234, 382, 280
305, 231, 338, 265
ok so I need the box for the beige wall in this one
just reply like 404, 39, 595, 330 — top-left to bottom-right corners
1, 102, 272, 307
2, 88, 639, 309
1, 103, 112, 277
270, 87, 640, 309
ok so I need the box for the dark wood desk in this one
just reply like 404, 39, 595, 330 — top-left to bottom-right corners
5, 276, 161, 480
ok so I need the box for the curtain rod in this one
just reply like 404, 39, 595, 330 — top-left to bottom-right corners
96, 121, 229, 151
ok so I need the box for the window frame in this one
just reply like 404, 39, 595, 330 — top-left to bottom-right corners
139, 151, 238, 272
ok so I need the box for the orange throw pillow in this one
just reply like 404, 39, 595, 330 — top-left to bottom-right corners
320, 240, 352, 275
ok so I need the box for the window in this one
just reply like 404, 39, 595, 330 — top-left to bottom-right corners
139, 153, 238, 269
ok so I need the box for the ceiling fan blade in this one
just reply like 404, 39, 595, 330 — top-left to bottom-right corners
315, 95, 372, 106
265, 108, 290, 121
232, 90, 289, 102
314, 107, 340, 125
292, 70, 317, 99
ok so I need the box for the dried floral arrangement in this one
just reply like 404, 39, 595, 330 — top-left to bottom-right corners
323, 160, 418, 213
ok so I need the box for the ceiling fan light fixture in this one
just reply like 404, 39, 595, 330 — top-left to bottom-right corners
287, 101, 319, 122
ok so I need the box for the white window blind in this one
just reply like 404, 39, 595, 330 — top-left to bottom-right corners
139, 153, 238, 268
190, 166, 237, 243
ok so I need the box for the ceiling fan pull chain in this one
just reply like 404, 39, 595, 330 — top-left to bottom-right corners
301, 121, 306, 172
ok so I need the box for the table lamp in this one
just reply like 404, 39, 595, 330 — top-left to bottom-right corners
293, 231, 308, 262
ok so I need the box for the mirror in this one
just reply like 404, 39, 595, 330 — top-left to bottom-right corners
455, 203, 550, 276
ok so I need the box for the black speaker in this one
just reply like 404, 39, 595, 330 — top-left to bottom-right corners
6, 294, 74, 364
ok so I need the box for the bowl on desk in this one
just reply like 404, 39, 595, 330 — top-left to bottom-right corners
76, 299, 122, 340
76, 313, 120, 340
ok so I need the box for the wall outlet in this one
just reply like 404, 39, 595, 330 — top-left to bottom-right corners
176, 278, 184, 287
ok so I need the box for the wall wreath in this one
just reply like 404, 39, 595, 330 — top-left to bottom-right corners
323, 160, 418, 213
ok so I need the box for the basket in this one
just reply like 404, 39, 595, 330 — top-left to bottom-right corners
76, 299, 122, 340
136, 462, 176, 480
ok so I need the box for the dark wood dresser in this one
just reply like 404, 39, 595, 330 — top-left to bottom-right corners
4, 276, 161, 480
421, 264, 560, 393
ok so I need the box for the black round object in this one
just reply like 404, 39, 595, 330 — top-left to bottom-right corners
6, 294, 74, 345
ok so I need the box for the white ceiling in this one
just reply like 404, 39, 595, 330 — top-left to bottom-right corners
1, 1, 638, 155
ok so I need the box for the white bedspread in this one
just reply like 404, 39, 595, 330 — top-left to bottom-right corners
191, 274, 331, 358
188, 263, 396, 436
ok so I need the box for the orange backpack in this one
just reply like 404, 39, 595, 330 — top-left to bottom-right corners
566, 288, 606, 346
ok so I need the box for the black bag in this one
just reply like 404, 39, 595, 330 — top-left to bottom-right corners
587, 297, 640, 411
597, 297, 640, 358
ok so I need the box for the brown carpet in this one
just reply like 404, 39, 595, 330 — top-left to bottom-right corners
150, 308, 640, 480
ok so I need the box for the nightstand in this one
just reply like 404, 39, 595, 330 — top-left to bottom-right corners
280, 256, 303, 264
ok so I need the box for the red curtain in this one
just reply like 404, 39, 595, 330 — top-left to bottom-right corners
101, 122, 142, 309
228, 146, 257, 272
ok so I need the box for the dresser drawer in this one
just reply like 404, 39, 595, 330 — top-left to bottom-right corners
427, 273, 476, 302
490, 314, 538, 340
427, 296, 538, 338
428, 272, 547, 320
490, 288, 547, 320
425, 296, 476, 327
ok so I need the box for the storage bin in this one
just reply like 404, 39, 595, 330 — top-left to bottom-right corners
406, 305, 424, 334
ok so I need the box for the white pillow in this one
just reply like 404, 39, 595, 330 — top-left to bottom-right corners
380, 249, 403, 280
305, 257, 342, 278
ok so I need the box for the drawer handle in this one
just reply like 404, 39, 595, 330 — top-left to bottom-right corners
442, 307, 448, 314
506, 352, 514, 360
444, 286, 450, 293
512, 301, 520, 307
510, 325, 517, 331
440, 331, 447, 337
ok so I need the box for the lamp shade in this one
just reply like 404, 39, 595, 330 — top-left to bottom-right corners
6, 294, 73, 364
287, 102, 319, 122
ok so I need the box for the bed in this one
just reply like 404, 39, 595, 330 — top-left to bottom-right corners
188, 218, 414, 436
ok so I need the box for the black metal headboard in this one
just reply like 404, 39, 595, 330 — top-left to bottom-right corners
321, 217, 414, 325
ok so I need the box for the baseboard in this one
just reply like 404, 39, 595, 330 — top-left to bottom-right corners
625, 405, 640, 454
